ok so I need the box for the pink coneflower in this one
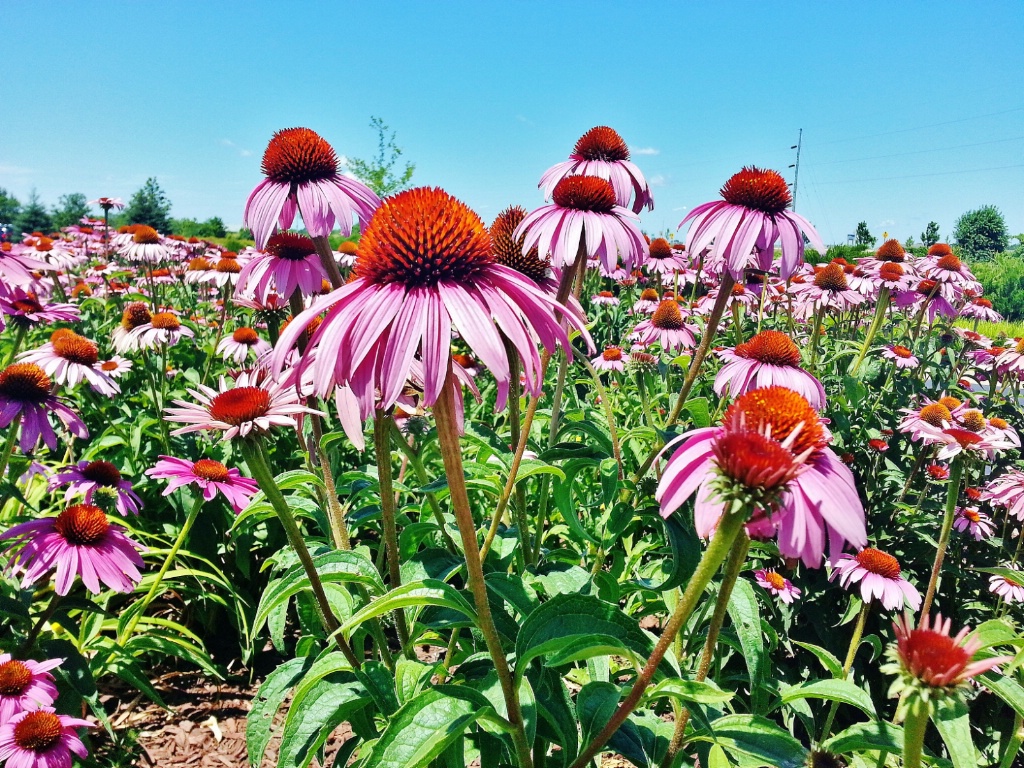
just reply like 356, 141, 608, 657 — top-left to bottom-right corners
0, 706, 92, 768
489, 206, 553, 289
897, 397, 966, 443
216, 327, 271, 365
0, 655, 60, 723
0, 245, 49, 291
164, 370, 318, 441
120, 225, 168, 263
657, 386, 867, 567
989, 571, 1024, 604
235, 231, 327, 303
922, 248, 981, 293
111, 302, 151, 354
953, 507, 994, 540
629, 300, 698, 351
960, 296, 1002, 322
127, 311, 195, 350
645, 237, 689, 276
680, 166, 825, 280
873, 261, 913, 292
926, 464, 950, 481
755, 568, 801, 604
983, 469, 1024, 521
995, 338, 1024, 376
915, 416, 1018, 461
714, 330, 825, 409
894, 278, 957, 323
0, 289, 79, 328
516, 175, 648, 275
831, 548, 921, 611
882, 344, 919, 369
49, 460, 141, 516
591, 290, 619, 306
631, 288, 662, 315
19, 331, 118, 395
89, 196, 124, 211
0, 363, 88, 452
591, 346, 629, 373
146, 455, 259, 513
538, 126, 654, 213
243, 127, 380, 248
0, 503, 144, 595
98, 356, 132, 379
272, 187, 591, 419
793, 263, 866, 313
868, 438, 889, 452
887, 613, 1011, 697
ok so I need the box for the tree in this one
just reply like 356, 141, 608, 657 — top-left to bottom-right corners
51, 193, 90, 229
199, 217, 226, 238
346, 116, 415, 198
953, 205, 1008, 260
124, 177, 172, 232
854, 221, 876, 247
15, 190, 53, 234
921, 221, 940, 247
0, 188, 20, 224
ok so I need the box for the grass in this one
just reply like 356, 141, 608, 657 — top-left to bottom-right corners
954, 318, 1024, 338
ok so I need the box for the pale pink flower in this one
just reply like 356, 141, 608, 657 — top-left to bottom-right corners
831, 548, 921, 611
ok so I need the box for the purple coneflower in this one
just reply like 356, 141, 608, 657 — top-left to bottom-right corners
952, 506, 994, 540
146, 456, 259, 513
0, 363, 88, 452
0, 706, 92, 768
216, 327, 271, 366
243, 127, 380, 248
989, 572, 1024, 604
755, 568, 801, 604
0, 503, 144, 594
235, 231, 327, 303
127, 311, 195, 350
0, 289, 79, 328
19, 331, 118, 395
591, 291, 619, 306
881, 344, 919, 369
591, 346, 629, 373
0, 655, 60, 723
49, 460, 141, 516
714, 330, 825, 409
120, 225, 168, 263
831, 547, 921, 611
628, 300, 698, 352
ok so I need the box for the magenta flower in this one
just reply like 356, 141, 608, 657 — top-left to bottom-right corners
127, 311, 195, 350
0, 655, 61, 724
235, 231, 328, 302
48, 460, 141, 517
0, 363, 88, 452
831, 548, 921, 611
0, 289, 79, 328
680, 166, 825, 281
1, 503, 144, 595
645, 238, 690, 276
754, 569, 801, 604
591, 291, 620, 306
147, 456, 259, 513
243, 127, 380, 248
119, 225, 169, 264
591, 346, 629, 373
0, 247, 49, 291
19, 331, 118, 396
792, 263, 866, 314
538, 126, 654, 213
272, 187, 591, 420
989, 572, 1024, 604
983, 469, 1024, 521
164, 370, 319, 442
881, 344, 919, 369
0, 706, 92, 768
515, 175, 648, 275
657, 386, 867, 567
628, 300, 698, 352
953, 506, 995, 540
714, 330, 825, 410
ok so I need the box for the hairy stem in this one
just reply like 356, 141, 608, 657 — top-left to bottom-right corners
373, 411, 412, 655
920, 458, 964, 622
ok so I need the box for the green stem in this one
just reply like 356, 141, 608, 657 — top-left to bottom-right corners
388, 423, 459, 554
819, 600, 870, 743
663, 532, 750, 766
579, 355, 623, 478
808, 304, 826, 374
901, 696, 930, 768
851, 287, 890, 374
18, 591, 61, 657
569, 510, 748, 768
920, 458, 964, 621
4, 324, 27, 366
999, 712, 1024, 768
433, 373, 533, 768
240, 439, 362, 668
119, 493, 204, 644
310, 412, 351, 550
0, 415, 21, 483
373, 412, 413, 656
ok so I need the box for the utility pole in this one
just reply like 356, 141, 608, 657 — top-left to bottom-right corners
788, 128, 803, 212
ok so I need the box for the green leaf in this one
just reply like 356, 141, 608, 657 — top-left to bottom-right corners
516, 458, 566, 483
684, 397, 711, 429
600, 457, 620, 509
981, 672, 1024, 717
823, 720, 904, 755
254, 550, 385, 635
278, 675, 368, 768
338, 580, 477, 640
247, 657, 313, 766
395, 658, 435, 705
645, 678, 734, 706
933, 699, 977, 768
726, 580, 770, 713
576, 682, 619, 748
551, 460, 602, 546
515, 594, 660, 683
792, 641, 843, 678
526, 562, 591, 597
689, 714, 808, 768
361, 687, 493, 768
779, 679, 877, 719
533, 667, 578, 767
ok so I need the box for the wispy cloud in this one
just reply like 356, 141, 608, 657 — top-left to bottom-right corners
648, 174, 667, 188
0, 163, 34, 175
220, 139, 253, 158
516, 114, 535, 127
630, 146, 659, 156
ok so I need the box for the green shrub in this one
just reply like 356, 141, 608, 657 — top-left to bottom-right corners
972, 252, 1024, 320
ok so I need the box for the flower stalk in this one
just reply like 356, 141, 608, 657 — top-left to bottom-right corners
920, 458, 964, 622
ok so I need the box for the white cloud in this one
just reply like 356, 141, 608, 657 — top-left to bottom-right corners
516, 114, 535, 127
630, 146, 660, 156
648, 174, 667, 188
220, 139, 254, 158
0, 164, 34, 175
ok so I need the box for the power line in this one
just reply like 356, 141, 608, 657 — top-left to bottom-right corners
811, 135, 1024, 166
812, 162, 1024, 185
813, 107, 1024, 146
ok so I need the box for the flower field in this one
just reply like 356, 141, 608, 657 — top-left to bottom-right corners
1, 125, 1023, 768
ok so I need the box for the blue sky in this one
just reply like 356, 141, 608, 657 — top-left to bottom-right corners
2, 1, 1022, 244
